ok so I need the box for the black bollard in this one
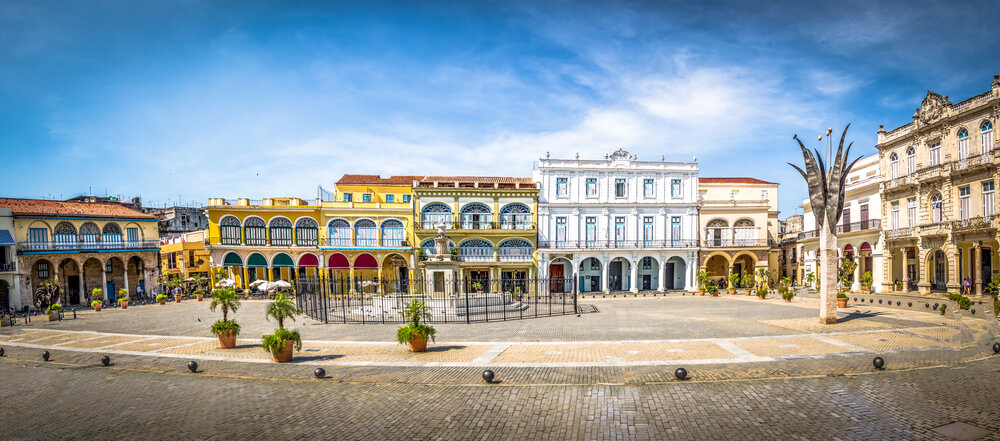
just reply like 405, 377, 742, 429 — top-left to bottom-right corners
42, 350, 50, 361
873, 356, 885, 370
993, 342, 1000, 354
314, 368, 326, 379
187, 360, 198, 372
482, 369, 495, 383
101, 355, 110, 366
0, 347, 4, 357
674, 367, 687, 380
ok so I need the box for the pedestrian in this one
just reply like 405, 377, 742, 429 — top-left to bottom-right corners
964, 277, 972, 295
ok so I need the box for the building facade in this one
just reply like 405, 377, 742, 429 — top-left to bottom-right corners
777, 214, 803, 284
534, 149, 699, 292
797, 154, 884, 292
1, 208, 18, 312
0, 198, 160, 309
413, 176, 538, 287
152, 206, 208, 240
877, 75, 1000, 295
159, 230, 211, 281
698, 178, 780, 286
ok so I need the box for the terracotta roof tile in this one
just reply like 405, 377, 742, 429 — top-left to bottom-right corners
699, 177, 778, 185
0, 198, 157, 220
419, 176, 535, 184
335, 175, 423, 186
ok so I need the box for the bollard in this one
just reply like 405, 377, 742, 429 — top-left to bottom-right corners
101, 355, 110, 366
873, 356, 885, 370
314, 368, 326, 379
674, 367, 687, 380
482, 369, 495, 383
42, 350, 50, 361
187, 360, 198, 372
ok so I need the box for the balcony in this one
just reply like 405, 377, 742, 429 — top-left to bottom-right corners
951, 215, 997, 233
418, 220, 535, 231
498, 247, 533, 262
702, 238, 770, 248
17, 240, 160, 253
915, 163, 948, 182
885, 227, 912, 240
537, 239, 699, 249
886, 175, 915, 191
919, 222, 949, 236
836, 219, 881, 234
950, 150, 995, 175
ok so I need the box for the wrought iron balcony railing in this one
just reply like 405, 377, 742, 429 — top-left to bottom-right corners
836, 219, 881, 234
886, 227, 911, 239
17, 240, 160, 253
537, 239, 699, 249
951, 215, 996, 231
702, 238, 770, 248
0, 262, 14, 272
418, 220, 535, 230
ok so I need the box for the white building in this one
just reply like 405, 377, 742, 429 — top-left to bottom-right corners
798, 154, 884, 292
534, 149, 699, 292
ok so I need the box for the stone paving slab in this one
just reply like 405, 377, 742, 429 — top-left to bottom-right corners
834, 331, 946, 352
729, 336, 854, 358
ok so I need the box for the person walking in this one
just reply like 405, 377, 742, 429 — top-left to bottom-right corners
963, 277, 972, 296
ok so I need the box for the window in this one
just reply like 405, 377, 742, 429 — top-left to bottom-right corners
555, 217, 566, 247
167, 253, 177, 269
381, 219, 405, 247
643, 179, 654, 198
105, 260, 113, 274
906, 147, 916, 174
243, 217, 266, 246
958, 129, 969, 159
671, 216, 681, 247
354, 219, 376, 247
421, 203, 452, 229
615, 179, 626, 198
328, 219, 351, 246
907, 198, 915, 228
38, 261, 49, 278
671, 179, 681, 198
219, 216, 241, 245
889, 153, 898, 180
959, 186, 970, 220
402, 194, 411, 203
386, 194, 394, 203
842, 208, 851, 232
362, 194, 371, 203
500, 203, 531, 229
54, 222, 76, 249
931, 193, 943, 223
189, 251, 195, 264
586, 178, 597, 197
761, 190, 769, 200
984, 181, 995, 217
643, 216, 654, 246
860, 204, 869, 229
642, 257, 653, 270
295, 218, 319, 246
269, 218, 293, 246
891, 202, 900, 230
556, 178, 568, 197
929, 142, 941, 166
102, 223, 122, 248
343, 193, 353, 202
983, 121, 994, 153
614, 216, 625, 247
126, 227, 139, 245
585, 217, 596, 247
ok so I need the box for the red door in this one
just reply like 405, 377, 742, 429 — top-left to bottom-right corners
549, 263, 565, 293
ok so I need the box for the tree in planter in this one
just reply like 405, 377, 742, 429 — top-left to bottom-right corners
756, 268, 771, 290
805, 272, 816, 290
695, 270, 711, 294
209, 287, 241, 348
33, 279, 62, 311
780, 276, 794, 301
741, 271, 755, 294
728, 271, 740, 292
117, 288, 129, 308
837, 258, 856, 293
261, 293, 302, 362
90, 288, 104, 310
396, 299, 436, 352
155, 293, 168, 304
860, 271, 873, 292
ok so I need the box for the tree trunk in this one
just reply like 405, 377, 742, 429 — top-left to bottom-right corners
819, 222, 838, 324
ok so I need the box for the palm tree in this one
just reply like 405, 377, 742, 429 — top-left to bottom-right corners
265, 293, 300, 329
209, 287, 240, 322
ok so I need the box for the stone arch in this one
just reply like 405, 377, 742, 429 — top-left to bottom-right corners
381, 253, 409, 289
58, 258, 82, 304
704, 254, 730, 284
608, 256, 632, 291
923, 247, 949, 291
666, 256, 687, 290
578, 257, 602, 292
637, 256, 659, 291
548, 257, 572, 293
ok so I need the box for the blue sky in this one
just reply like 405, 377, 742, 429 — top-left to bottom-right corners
2, 0, 999, 215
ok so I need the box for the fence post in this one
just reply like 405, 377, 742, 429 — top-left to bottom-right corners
573, 276, 578, 314
465, 277, 470, 324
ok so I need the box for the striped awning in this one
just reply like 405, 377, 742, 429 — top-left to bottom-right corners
0, 230, 13, 246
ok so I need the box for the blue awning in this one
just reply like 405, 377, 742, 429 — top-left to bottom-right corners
0, 230, 13, 246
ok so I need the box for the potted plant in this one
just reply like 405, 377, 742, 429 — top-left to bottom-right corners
396, 299, 436, 352
261, 293, 302, 362
116, 288, 129, 309
156, 293, 168, 305
707, 284, 719, 297
695, 270, 710, 296
210, 287, 241, 348
194, 288, 205, 302
805, 272, 816, 291
779, 276, 793, 302
742, 271, 754, 296
46, 303, 62, 321
860, 271, 873, 294
836, 292, 848, 308
838, 258, 856, 293
757, 287, 768, 299
90, 288, 103, 311
728, 272, 740, 295
472, 281, 483, 293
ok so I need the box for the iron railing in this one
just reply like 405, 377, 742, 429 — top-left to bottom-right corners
538, 239, 699, 249
17, 240, 160, 253
294, 276, 587, 324
836, 219, 881, 234
886, 227, 911, 239
701, 238, 770, 248
951, 215, 996, 231
418, 220, 535, 230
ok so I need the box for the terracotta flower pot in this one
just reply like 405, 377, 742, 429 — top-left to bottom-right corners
174, 296, 181, 303
837, 298, 848, 308
47, 311, 58, 321
745, 291, 751, 296
711, 292, 719, 297
758, 295, 766, 300
729, 289, 736, 295
408, 333, 428, 352
94, 304, 102, 312
197, 294, 204, 301
698, 290, 705, 296
217, 330, 236, 348
271, 341, 294, 362
784, 298, 791, 303
158, 299, 166, 305
120, 302, 128, 309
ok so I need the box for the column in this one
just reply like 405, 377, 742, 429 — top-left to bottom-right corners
349, 265, 355, 293
242, 267, 249, 291
901, 248, 909, 293
377, 267, 384, 294
601, 257, 610, 293
629, 259, 638, 293
853, 254, 861, 292
658, 259, 666, 292
123, 264, 130, 298
974, 243, 984, 296
101, 267, 108, 303
946, 248, 960, 292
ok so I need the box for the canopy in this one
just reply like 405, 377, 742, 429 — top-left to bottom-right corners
215, 278, 235, 287
0, 230, 13, 246
246, 253, 268, 268
298, 254, 319, 267
272, 253, 294, 267
222, 253, 243, 267
354, 254, 378, 269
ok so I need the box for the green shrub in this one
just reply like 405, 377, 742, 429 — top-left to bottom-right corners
117, 297, 128, 305
211, 320, 241, 336
707, 285, 719, 294
945, 293, 972, 310
396, 299, 436, 344
756, 288, 767, 298
156, 294, 168, 302
696, 270, 711, 290
940, 304, 947, 315
90, 300, 102, 309
90, 288, 103, 302
836, 292, 848, 299
728, 272, 740, 289
261, 328, 301, 353
781, 289, 794, 301
46, 303, 62, 312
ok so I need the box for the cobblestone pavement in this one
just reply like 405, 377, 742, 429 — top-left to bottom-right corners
1, 354, 998, 440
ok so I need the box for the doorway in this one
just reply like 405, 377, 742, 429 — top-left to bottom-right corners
982, 248, 992, 288
664, 263, 675, 290
609, 261, 622, 291
469, 270, 489, 292
67, 276, 80, 305
549, 263, 565, 293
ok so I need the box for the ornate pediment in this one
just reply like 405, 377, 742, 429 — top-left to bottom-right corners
609, 148, 633, 161
918, 91, 951, 124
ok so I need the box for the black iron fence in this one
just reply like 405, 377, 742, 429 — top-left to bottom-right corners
295, 276, 587, 324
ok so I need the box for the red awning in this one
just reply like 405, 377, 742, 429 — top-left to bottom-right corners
328, 253, 350, 269
354, 254, 378, 269
298, 254, 319, 267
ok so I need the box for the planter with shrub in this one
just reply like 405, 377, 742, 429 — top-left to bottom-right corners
836, 292, 848, 308
156, 294, 167, 305
46, 303, 62, 321
396, 300, 436, 352
117, 288, 129, 309
261, 293, 302, 362
210, 287, 241, 348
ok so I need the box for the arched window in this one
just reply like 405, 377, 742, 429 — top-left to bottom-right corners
54, 222, 77, 249
957, 128, 969, 159
460, 203, 492, 229
294, 218, 318, 246
982, 121, 994, 154
458, 238, 493, 262
420, 238, 454, 257
421, 203, 452, 229
380, 219, 405, 247
102, 223, 123, 249
243, 217, 266, 246
327, 219, 350, 246
500, 203, 531, 229
706, 219, 729, 247
498, 238, 532, 261
733, 219, 755, 246
219, 216, 242, 245
79, 222, 100, 246
354, 219, 376, 247
905, 147, 916, 174
930, 193, 943, 223
268, 217, 292, 246
889, 153, 898, 180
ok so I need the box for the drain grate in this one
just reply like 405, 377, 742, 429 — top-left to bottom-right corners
932, 422, 991, 440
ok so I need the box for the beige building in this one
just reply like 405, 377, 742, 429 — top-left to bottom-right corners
877, 74, 1000, 295
698, 178, 780, 286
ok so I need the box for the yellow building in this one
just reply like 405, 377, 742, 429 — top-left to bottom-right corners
0, 197, 159, 309
159, 230, 211, 280
697, 178, 781, 286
